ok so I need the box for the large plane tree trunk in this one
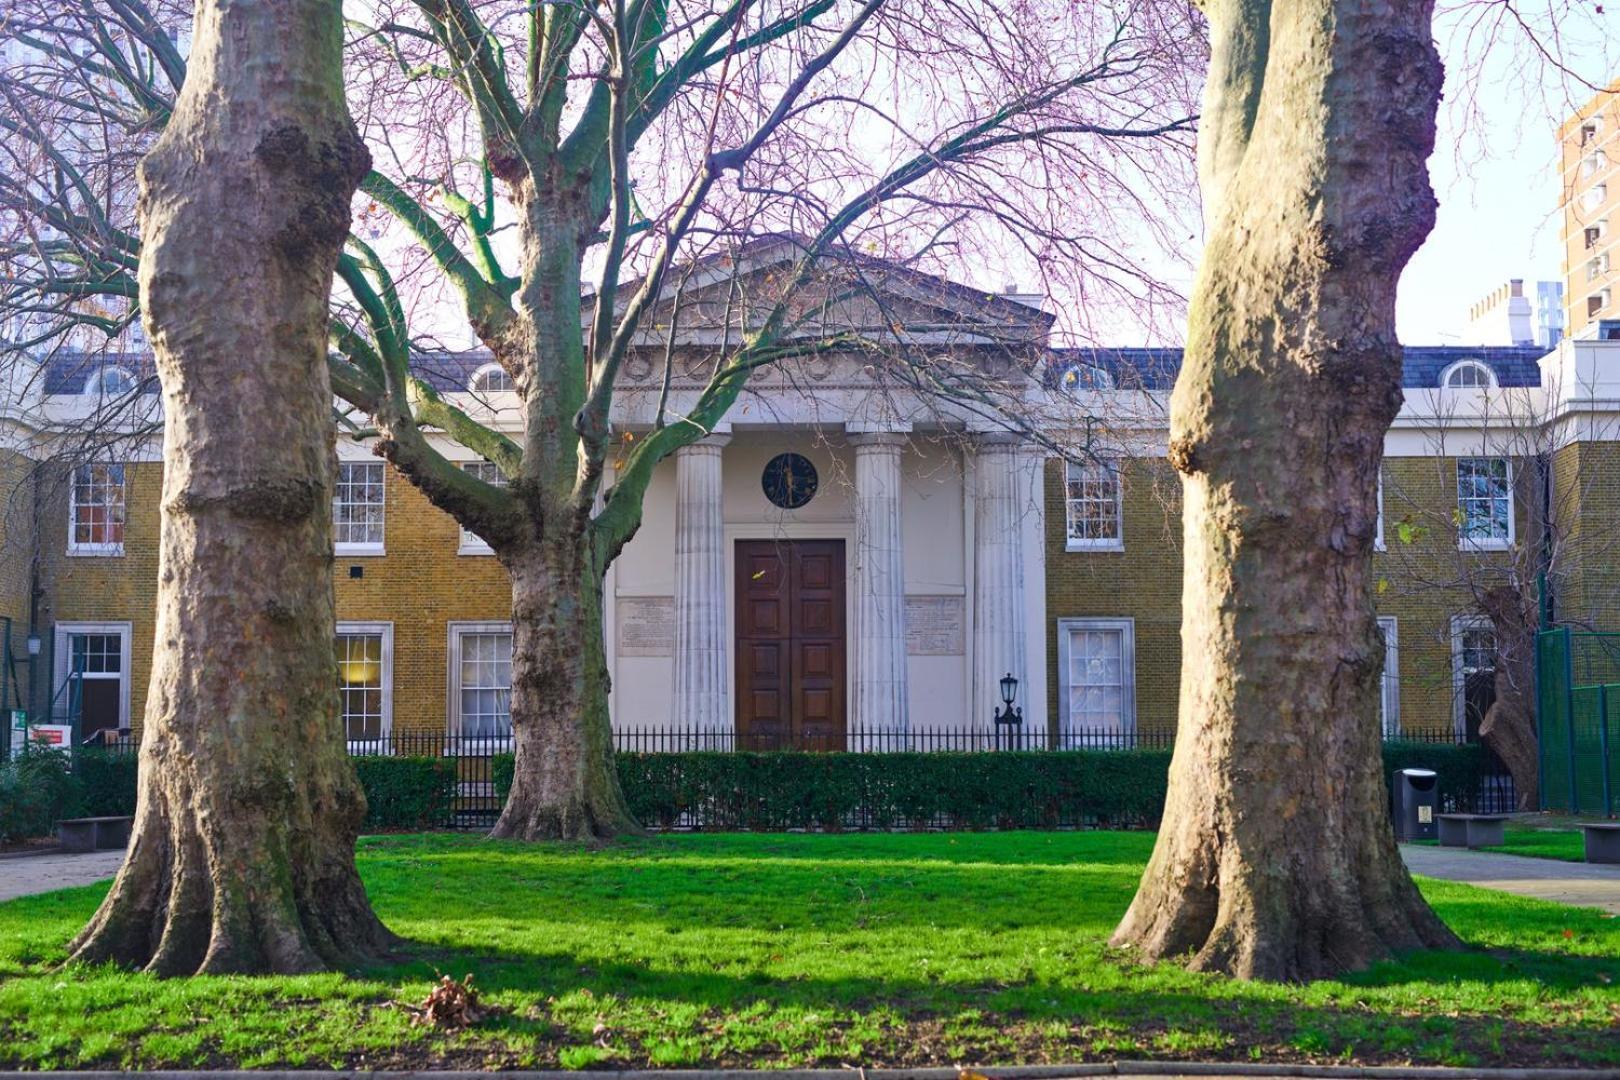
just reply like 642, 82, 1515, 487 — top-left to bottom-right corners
68, 0, 390, 975
489, 537, 640, 842
1111, 0, 1459, 981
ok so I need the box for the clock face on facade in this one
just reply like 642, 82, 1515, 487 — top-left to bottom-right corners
761, 452, 818, 510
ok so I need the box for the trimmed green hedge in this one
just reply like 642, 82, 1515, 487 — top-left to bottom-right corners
351, 756, 459, 829
12, 750, 459, 834
76, 748, 138, 817
21, 738, 1492, 838
489, 741, 1497, 831
495, 750, 1173, 829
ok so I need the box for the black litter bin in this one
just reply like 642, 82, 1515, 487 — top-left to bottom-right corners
1392, 767, 1438, 841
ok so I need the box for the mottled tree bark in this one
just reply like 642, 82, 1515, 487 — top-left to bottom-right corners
68, 0, 391, 975
489, 540, 639, 841
1111, 0, 1460, 980
1478, 585, 1540, 811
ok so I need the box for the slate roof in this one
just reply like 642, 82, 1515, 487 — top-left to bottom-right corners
36, 350, 158, 395
1049, 345, 1549, 392
34, 343, 1551, 396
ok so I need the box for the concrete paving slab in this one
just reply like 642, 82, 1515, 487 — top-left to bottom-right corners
0, 848, 124, 902
1401, 843, 1620, 914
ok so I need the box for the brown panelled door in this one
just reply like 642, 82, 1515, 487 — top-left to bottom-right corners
735, 539, 846, 750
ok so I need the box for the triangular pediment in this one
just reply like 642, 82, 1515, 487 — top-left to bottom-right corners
611, 234, 1054, 349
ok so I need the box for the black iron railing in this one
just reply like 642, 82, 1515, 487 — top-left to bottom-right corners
81, 725, 1515, 823
607, 724, 1176, 753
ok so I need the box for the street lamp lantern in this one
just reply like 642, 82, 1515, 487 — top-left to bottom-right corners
993, 672, 1023, 750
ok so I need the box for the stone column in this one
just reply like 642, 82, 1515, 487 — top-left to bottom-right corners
672, 434, 730, 743
972, 434, 1033, 740
850, 432, 909, 747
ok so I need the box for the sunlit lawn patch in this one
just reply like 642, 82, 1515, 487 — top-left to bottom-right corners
1, 831, 1615, 1069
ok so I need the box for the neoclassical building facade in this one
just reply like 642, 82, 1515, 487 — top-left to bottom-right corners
4, 249, 1620, 754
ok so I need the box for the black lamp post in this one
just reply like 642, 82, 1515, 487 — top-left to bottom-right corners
993, 672, 1022, 750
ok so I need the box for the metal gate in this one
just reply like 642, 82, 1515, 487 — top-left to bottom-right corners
1537, 626, 1620, 815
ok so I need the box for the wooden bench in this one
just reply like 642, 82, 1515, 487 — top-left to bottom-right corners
1582, 823, 1620, 864
57, 816, 133, 854
1436, 813, 1507, 849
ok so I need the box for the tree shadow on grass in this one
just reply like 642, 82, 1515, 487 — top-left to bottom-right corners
365, 934, 1620, 1069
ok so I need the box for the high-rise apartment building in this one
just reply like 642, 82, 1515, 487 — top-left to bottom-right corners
1561, 81, 1620, 339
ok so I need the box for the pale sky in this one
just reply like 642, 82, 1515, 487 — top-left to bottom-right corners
1397, 81, 1568, 344
1397, 9, 1616, 345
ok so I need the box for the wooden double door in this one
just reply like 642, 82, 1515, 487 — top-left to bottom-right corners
734, 539, 846, 750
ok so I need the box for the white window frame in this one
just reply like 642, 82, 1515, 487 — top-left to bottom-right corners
457, 461, 507, 555
1439, 359, 1496, 390
334, 460, 386, 555
336, 621, 393, 751
1063, 459, 1124, 552
1455, 457, 1514, 551
85, 365, 137, 396
52, 621, 133, 733
467, 362, 514, 394
1060, 364, 1114, 392
1056, 617, 1136, 733
67, 462, 127, 556
1377, 616, 1400, 739
1374, 468, 1386, 551
1450, 614, 1496, 739
447, 621, 514, 747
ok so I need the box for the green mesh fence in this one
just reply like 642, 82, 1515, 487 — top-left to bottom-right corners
1537, 628, 1619, 815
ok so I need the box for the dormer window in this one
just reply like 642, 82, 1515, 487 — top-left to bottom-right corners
1441, 360, 1495, 390
86, 366, 136, 396
1060, 364, 1114, 392
468, 363, 514, 394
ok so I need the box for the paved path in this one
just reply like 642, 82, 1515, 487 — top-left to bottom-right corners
0, 849, 124, 903
1401, 843, 1620, 914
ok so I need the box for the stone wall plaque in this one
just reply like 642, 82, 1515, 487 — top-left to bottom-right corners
618, 596, 675, 657
906, 595, 965, 656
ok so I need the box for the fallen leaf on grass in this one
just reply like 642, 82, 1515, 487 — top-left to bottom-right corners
396, 973, 490, 1030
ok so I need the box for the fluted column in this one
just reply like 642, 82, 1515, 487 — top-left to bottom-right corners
850, 432, 909, 747
972, 434, 1032, 736
672, 434, 730, 741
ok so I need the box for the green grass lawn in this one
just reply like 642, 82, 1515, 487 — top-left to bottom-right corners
1485, 825, 1590, 862
1, 832, 1617, 1070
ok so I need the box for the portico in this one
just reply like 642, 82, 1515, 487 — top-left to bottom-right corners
605, 426, 1047, 743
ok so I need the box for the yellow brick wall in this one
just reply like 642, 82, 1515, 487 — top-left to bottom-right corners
1043, 457, 1183, 736
1045, 455, 1531, 738
31, 460, 515, 735
1549, 440, 1620, 631
331, 464, 511, 734
35, 460, 162, 727
0, 450, 36, 632
9, 444, 1593, 742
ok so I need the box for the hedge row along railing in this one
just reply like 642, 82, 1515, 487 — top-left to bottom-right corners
7, 739, 1502, 840
490, 741, 1503, 832
11, 751, 458, 836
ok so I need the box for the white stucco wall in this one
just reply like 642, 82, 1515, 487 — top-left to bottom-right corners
607, 430, 993, 733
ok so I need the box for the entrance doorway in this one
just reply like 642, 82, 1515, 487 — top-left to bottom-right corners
53, 622, 131, 743
734, 539, 846, 749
